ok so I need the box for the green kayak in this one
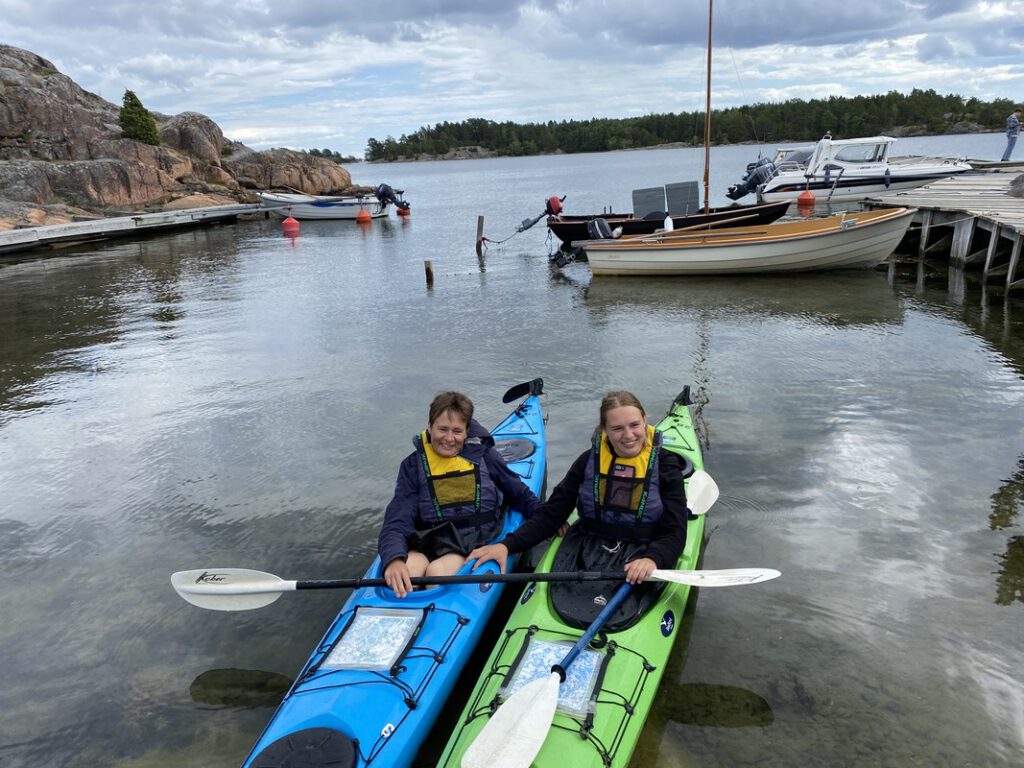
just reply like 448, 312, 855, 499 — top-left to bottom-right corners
438, 387, 705, 768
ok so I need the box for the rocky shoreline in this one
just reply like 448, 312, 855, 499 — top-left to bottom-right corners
2, 43, 999, 229
0, 44, 364, 231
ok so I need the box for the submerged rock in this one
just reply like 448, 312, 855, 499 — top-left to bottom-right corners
189, 668, 293, 709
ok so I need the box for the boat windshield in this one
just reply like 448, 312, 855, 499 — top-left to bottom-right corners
773, 148, 813, 169
833, 142, 888, 163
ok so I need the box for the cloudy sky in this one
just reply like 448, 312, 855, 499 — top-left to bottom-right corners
3, 1, 1023, 157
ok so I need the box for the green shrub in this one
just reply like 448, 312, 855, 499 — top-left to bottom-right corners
119, 90, 160, 145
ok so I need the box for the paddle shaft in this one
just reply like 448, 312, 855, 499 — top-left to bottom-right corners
552, 581, 633, 680
293, 570, 640, 591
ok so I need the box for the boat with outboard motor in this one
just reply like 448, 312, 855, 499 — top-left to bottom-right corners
726, 133, 972, 204
257, 183, 410, 220
235, 379, 546, 768
547, 199, 790, 248
437, 387, 707, 768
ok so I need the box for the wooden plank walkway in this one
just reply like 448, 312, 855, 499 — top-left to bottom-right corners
865, 165, 1024, 293
0, 203, 262, 257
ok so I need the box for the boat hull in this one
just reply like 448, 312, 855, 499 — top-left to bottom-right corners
257, 192, 388, 220
757, 172, 969, 203
438, 392, 705, 768
240, 390, 547, 768
580, 207, 915, 275
737, 135, 974, 204
547, 200, 791, 246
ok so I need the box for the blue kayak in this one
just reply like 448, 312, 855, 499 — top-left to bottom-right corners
242, 379, 547, 768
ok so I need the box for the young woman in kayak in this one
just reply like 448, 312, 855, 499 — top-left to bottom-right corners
469, 390, 689, 628
379, 390, 540, 597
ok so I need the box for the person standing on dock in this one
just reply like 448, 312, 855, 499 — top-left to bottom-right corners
1001, 107, 1022, 161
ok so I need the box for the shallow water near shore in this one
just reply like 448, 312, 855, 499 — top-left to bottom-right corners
1, 136, 1022, 767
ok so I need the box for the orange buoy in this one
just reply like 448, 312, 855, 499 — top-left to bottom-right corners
797, 189, 816, 207
356, 208, 372, 223
281, 216, 300, 236
397, 206, 411, 218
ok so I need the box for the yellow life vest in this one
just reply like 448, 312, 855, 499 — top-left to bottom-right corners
594, 425, 658, 515
416, 431, 481, 518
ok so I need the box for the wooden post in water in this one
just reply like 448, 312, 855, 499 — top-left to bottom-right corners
917, 210, 932, 258
982, 224, 1001, 279
950, 219, 974, 265
424, 260, 434, 287
475, 216, 485, 257
1007, 236, 1023, 290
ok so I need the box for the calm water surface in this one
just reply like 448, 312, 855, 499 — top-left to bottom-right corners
1, 136, 1022, 768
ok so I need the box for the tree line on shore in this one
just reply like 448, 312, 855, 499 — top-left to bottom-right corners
364, 89, 1018, 161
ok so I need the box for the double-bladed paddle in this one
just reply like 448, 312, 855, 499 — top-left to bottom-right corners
171, 566, 780, 611
172, 469, 727, 612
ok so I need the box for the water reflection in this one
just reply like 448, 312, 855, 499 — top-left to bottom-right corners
886, 260, 1024, 609
889, 260, 1024, 376
3, 148, 1024, 767
996, 537, 1024, 606
991, 457, 1024, 606
0, 227, 243, 420
583, 271, 904, 327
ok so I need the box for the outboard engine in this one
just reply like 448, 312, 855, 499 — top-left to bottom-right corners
586, 217, 614, 240
726, 156, 775, 201
518, 195, 567, 233
375, 183, 410, 211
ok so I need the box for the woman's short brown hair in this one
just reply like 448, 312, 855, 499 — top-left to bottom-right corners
428, 391, 474, 427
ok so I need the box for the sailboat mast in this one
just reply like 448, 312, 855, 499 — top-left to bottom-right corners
703, 0, 713, 214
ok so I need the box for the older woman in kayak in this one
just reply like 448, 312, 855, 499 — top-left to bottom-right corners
380, 390, 540, 597
469, 390, 688, 626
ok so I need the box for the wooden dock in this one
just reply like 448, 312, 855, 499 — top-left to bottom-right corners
865, 164, 1024, 293
0, 203, 262, 257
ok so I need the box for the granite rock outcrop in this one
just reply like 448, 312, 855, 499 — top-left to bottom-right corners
0, 44, 355, 228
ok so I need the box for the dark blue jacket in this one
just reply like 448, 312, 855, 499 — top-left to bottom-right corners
501, 446, 687, 569
378, 419, 539, 566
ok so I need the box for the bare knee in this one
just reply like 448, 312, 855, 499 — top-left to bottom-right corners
405, 551, 429, 579
425, 553, 466, 578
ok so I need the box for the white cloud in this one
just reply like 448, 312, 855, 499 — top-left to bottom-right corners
1, 0, 1022, 156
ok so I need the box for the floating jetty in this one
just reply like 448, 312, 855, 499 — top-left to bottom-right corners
866, 163, 1024, 294
0, 203, 261, 257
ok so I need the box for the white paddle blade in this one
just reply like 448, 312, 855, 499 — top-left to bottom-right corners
171, 568, 294, 611
686, 469, 720, 516
650, 567, 781, 587
462, 672, 561, 768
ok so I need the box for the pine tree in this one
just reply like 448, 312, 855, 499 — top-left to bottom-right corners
119, 90, 160, 145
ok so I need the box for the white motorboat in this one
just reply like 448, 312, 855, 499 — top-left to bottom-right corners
573, 207, 916, 275
257, 184, 409, 220
726, 134, 972, 204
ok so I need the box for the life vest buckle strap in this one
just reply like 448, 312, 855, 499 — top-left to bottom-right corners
580, 519, 657, 542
